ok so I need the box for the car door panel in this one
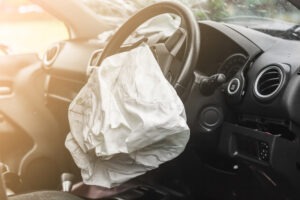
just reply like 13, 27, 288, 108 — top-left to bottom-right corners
0, 54, 71, 190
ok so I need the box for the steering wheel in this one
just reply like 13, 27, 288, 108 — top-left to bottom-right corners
98, 1, 200, 96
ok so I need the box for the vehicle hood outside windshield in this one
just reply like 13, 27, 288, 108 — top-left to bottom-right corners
81, 0, 300, 29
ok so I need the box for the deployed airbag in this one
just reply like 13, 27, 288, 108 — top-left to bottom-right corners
65, 44, 189, 188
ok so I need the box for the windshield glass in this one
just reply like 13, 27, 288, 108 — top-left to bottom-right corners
81, 0, 300, 26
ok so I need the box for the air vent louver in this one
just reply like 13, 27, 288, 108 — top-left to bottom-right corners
254, 65, 284, 100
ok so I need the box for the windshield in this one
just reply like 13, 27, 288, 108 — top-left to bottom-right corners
81, 0, 300, 27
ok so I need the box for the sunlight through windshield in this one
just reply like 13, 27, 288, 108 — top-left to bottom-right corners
81, 0, 300, 25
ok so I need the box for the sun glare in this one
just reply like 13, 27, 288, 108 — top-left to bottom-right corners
0, 0, 69, 55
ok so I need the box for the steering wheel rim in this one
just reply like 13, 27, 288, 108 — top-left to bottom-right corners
98, 1, 200, 96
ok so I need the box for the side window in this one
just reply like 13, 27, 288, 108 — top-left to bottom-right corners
0, 0, 69, 56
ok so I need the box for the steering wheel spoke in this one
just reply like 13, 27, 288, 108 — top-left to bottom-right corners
98, 1, 200, 96
154, 27, 187, 82
165, 27, 187, 57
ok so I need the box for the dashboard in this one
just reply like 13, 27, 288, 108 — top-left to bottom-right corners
42, 20, 300, 197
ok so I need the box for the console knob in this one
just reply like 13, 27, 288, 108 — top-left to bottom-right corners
199, 107, 223, 132
227, 78, 240, 95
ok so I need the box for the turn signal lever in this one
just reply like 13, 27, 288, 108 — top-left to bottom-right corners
199, 73, 226, 95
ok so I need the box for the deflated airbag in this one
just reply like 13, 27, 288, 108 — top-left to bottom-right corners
65, 44, 189, 188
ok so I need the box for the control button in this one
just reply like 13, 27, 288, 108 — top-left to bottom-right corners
258, 141, 270, 162
227, 78, 240, 95
199, 107, 223, 132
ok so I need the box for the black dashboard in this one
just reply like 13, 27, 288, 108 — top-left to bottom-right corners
42, 20, 300, 197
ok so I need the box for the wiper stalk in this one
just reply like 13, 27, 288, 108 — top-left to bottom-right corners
281, 25, 300, 40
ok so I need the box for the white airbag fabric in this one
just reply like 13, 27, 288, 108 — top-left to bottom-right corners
65, 44, 190, 188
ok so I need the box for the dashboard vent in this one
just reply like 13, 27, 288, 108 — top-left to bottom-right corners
43, 43, 60, 68
87, 49, 103, 75
254, 65, 284, 100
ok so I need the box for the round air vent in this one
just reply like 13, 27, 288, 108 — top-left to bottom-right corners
43, 43, 60, 68
254, 65, 285, 100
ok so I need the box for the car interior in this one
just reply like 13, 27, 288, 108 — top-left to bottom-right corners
1, 0, 300, 200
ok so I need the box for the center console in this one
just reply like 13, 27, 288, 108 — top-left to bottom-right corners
219, 123, 276, 165
219, 122, 300, 198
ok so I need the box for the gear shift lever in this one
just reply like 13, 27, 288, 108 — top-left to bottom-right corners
61, 173, 75, 192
